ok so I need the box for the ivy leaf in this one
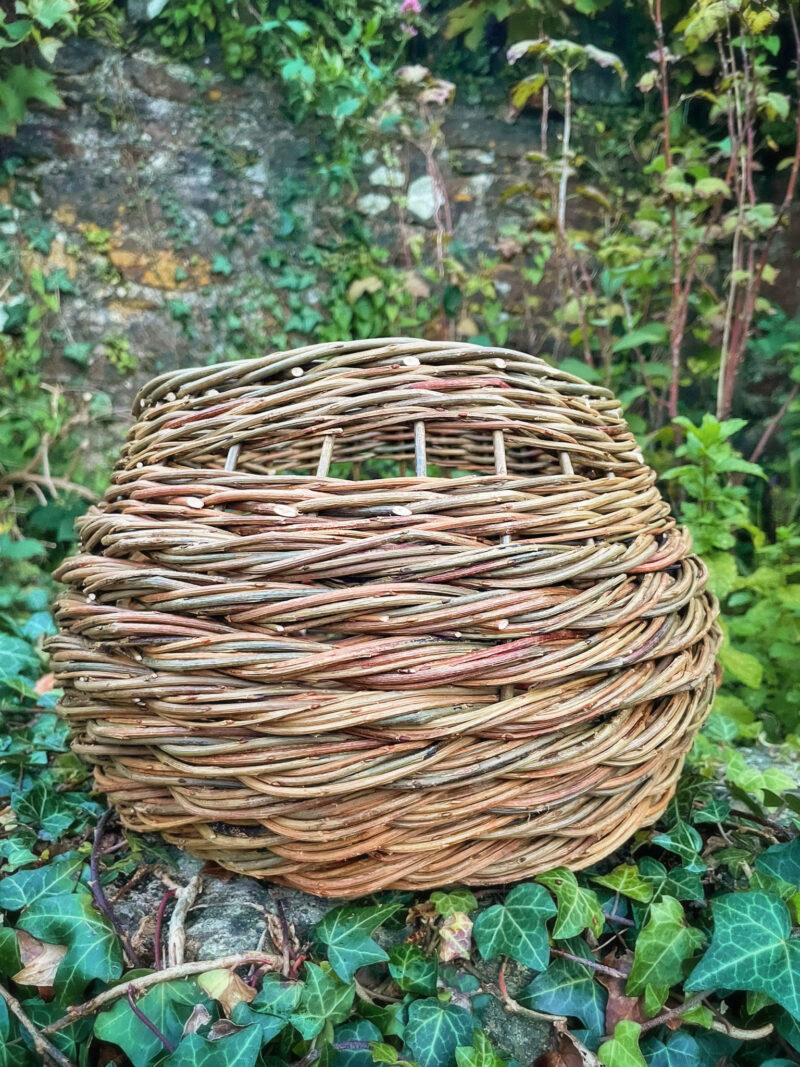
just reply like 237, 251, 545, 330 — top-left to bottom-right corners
290, 963, 355, 1039
94, 978, 209, 1067
165, 1026, 262, 1067
316, 902, 400, 982
652, 823, 706, 874
404, 997, 473, 1067
231, 973, 301, 1041
593, 865, 653, 904
638, 859, 704, 904
536, 869, 604, 938
431, 890, 478, 917
333, 1019, 382, 1066
755, 840, 800, 887
358, 999, 405, 1039
388, 944, 438, 994
520, 951, 606, 1047
11, 780, 89, 841
0, 929, 22, 978
211, 253, 233, 276
0, 831, 38, 872
473, 883, 556, 970
455, 1029, 507, 1066
598, 1020, 647, 1067
641, 1031, 703, 1066
16, 889, 123, 1003
0, 853, 83, 911
626, 897, 703, 1011
686, 891, 800, 1019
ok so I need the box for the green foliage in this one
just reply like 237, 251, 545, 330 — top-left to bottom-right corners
663, 416, 764, 554
317, 901, 401, 983
472, 882, 556, 969
94, 980, 210, 1066
146, 0, 420, 126
0, 0, 77, 135
686, 891, 800, 1017
404, 998, 474, 1067
16, 890, 123, 1002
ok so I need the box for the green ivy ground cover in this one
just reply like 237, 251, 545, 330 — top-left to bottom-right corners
2, 532, 800, 1067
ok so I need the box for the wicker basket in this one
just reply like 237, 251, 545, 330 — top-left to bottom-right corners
50, 338, 720, 897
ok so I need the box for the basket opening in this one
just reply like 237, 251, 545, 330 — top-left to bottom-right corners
221, 423, 575, 481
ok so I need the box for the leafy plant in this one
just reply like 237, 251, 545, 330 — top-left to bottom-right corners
0, 0, 78, 135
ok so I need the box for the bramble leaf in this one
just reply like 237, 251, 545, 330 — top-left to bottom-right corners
473, 883, 556, 970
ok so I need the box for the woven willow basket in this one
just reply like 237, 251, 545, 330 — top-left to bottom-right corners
50, 338, 720, 897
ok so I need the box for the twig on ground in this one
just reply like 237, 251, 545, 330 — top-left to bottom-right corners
639, 991, 709, 1034
167, 874, 202, 967
41, 952, 283, 1036
0, 982, 76, 1067
354, 978, 403, 1004
126, 990, 176, 1053
89, 810, 140, 968
550, 947, 629, 979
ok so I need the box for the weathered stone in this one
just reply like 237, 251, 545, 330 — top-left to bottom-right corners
125, 57, 196, 103
406, 175, 443, 222
357, 193, 392, 216
108, 242, 212, 289
52, 37, 106, 76
369, 165, 405, 189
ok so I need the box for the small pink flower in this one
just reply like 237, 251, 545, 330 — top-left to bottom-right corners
401, 22, 419, 35
400, 0, 422, 13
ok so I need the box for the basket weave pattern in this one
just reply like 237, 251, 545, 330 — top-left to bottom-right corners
51, 339, 720, 896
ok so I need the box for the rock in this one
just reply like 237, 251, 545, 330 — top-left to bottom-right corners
125, 57, 196, 103
406, 175, 443, 222
357, 193, 392, 216
52, 37, 105, 76
369, 165, 405, 189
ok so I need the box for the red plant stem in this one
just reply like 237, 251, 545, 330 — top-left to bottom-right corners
750, 384, 799, 465
126, 990, 176, 1052
89, 810, 140, 968
153, 890, 175, 970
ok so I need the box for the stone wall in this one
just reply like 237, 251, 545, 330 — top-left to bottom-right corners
10, 33, 800, 473
10, 36, 550, 470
